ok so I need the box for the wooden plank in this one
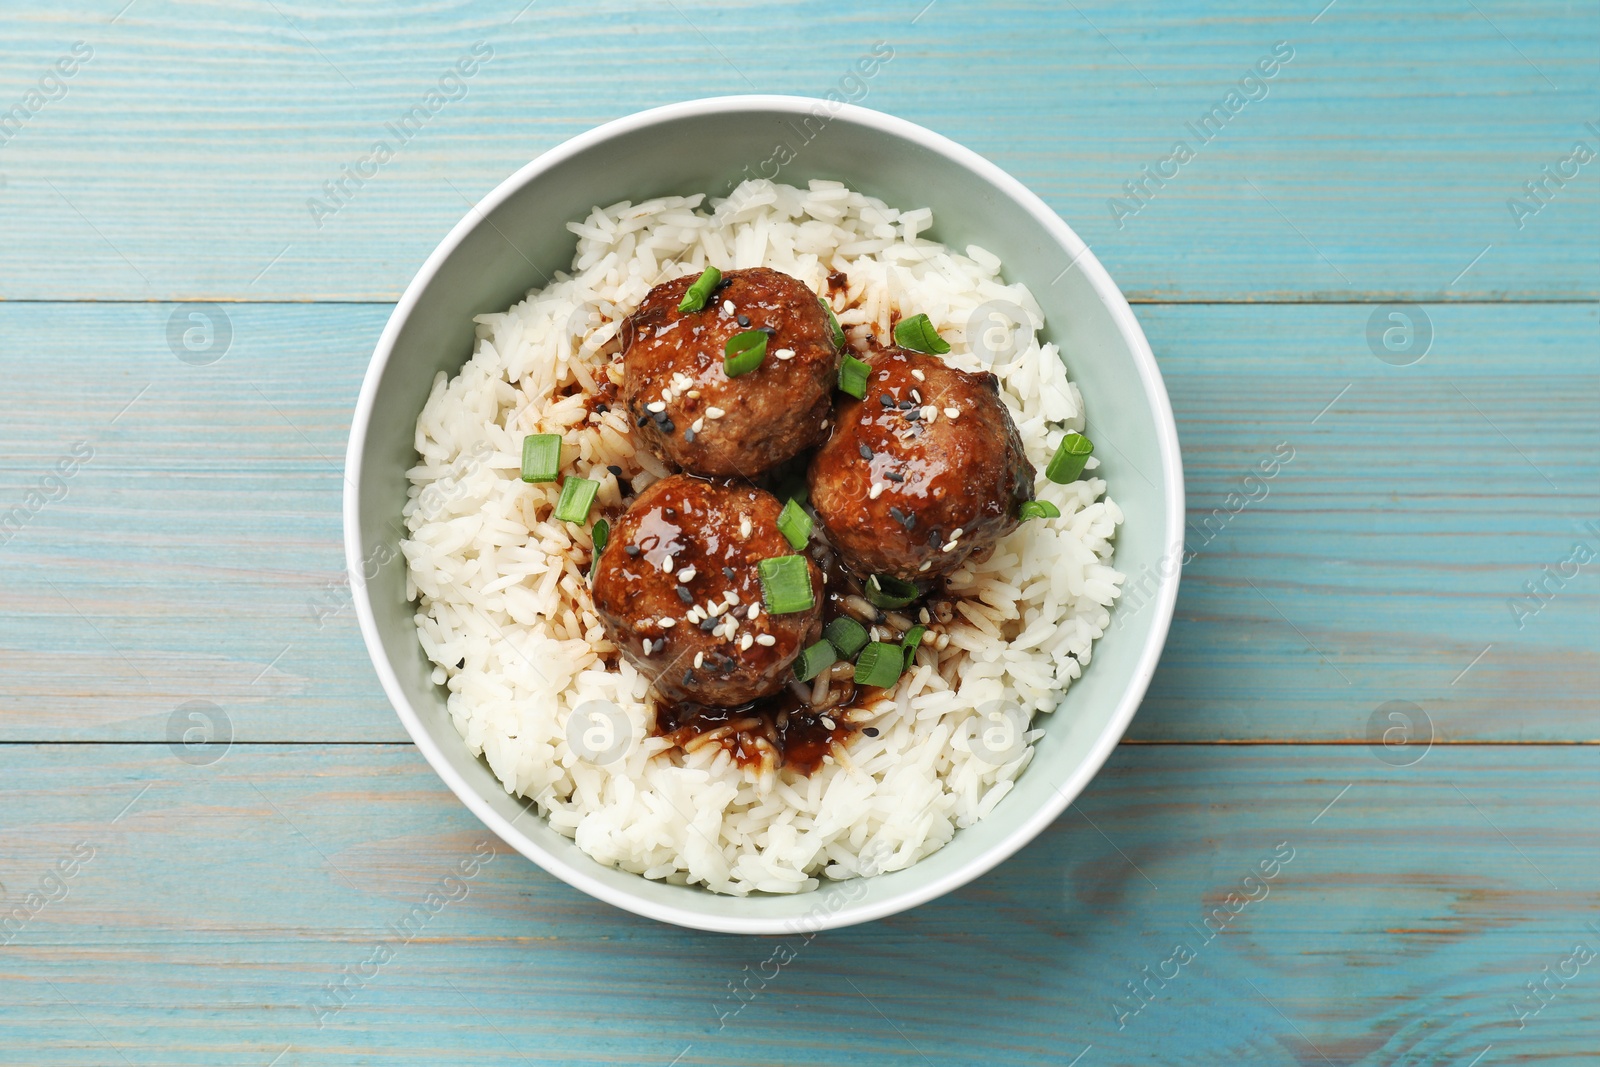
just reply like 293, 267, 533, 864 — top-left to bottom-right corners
0, 743, 1594, 1065
0, 301, 1593, 742
0, 1, 1595, 302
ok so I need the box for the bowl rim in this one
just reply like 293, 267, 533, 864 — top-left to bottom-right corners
345, 94, 1183, 934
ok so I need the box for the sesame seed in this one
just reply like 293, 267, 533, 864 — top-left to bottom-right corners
898, 399, 915, 410
693, 651, 704, 669
683, 428, 695, 442
686, 606, 704, 623
903, 409, 921, 422
869, 482, 885, 500
820, 716, 836, 730
944, 406, 959, 419
775, 348, 795, 360
675, 585, 693, 604
858, 443, 874, 460
725, 590, 740, 605
747, 603, 761, 620
642, 639, 656, 655
738, 516, 751, 538
706, 407, 726, 419
951, 528, 964, 539
722, 300, 735, 314
942, 541, 958, 552
662, 555, 675, 575
922, 405, 938, 420
624, 544, 640, 557
918, 607, 930, 624
758, 325, 776, 336
647, 401, 666, 413
709, 601, 726, 618
691, 418, 704, 433
864, 726, 880, 737
885, 471, 904, 483
698, 616, 718, 632
739, 633, 754, 651
661, 390, 674, 404
919, 560, 933, 572
659, 617, 677, 628
723, 566, 737, 581
910, 390, 922, 403
737, 314, 751, 327
636, 415, 650, 427
677, 566, 697, 583
660, 419, 675, 433
756, 633, 776, 647
879, 394, 893, 407
687, 389, 701, 399
910, 369, 925, 381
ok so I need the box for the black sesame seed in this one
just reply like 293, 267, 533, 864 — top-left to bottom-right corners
864, 727, 880, 737
758, 325, 777, 336
885, 471, 904, 482
879, 393, 894, 407
595, 402, 609, 414
676, 585, 693, 604
898, 399, 915, 410
684, 428, 696, 442
858, 443, 874, 460
903, 409, 922, 421
660, 419, 675, 433
624, 544, 640, 557
683, 669, 697, 686
736, 314, 751, 327
928, 528, 943, 546
699, 616, 719, 632
723, 566, 737, 581
637, 414, 650, 427
607, 464, 623, 476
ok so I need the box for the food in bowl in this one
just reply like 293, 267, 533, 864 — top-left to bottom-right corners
400, 179, 1123, 895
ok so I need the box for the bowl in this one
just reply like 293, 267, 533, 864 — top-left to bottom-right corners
345, 95, 1183, 934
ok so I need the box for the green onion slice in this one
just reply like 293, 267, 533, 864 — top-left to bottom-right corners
1019, 499, 1061, 521
723, 329, 768, 377
819, 296, 846, 348
588, 518, 608, 579
1045, 432, 1094, 484
777, 499, 812, 550
893, 313, 951, 355
854, 641, 905, 689
838, 354, 871, 399
901, 624, 927, 669
865, 573, 919, 609
553, 477, 599, 523
757, 555, 814, 614
678, 266, 722, 313
824, 616, 869, 658
520, 433, 561, 483
793, 640, 837, 682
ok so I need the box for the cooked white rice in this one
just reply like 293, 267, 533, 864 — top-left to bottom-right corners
400, 179, 1123, 895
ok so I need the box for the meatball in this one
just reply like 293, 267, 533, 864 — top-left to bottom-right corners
808, 346, 1034, 581
621, 267, 839, 478
591, 474, 824, 706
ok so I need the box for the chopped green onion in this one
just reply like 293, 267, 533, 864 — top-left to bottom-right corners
1045, 432, 1094, 483
677, 266, 721, 313
520, 433, 562, 483
865, 573, 919, 609
757, 555, 814, 614
854, 641, 904, 689
793, 640, 837, 682
824, 616, 869, 657
588, 518, 608, 580
724, 329, 768, 377
554, 477, 599, 523
819, 296, 845, 348
893, 313, 951, 355
901, 624, 927, 669
838, 354, 872, 399
1019, 499, 1061, 521
777, 499, 812, 550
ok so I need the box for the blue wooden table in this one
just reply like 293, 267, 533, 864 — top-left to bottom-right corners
2, 2, 1596, 1063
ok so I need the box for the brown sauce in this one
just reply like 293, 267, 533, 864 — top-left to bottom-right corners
656, 684, 865, 776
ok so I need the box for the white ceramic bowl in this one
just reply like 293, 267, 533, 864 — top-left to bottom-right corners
345, 96, 1182, 934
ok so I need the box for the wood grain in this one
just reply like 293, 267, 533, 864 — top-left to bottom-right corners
0, 1, 1595, 302
0, 302, 1591, 742
1, 744, 1595, 1066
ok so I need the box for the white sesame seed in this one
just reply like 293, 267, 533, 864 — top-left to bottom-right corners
646, 401, 666, 413
686, 607, 704, 623
687, 389, 701, 399
722, 300, 735, 315
709, 601, 726, 617
820, 716, 836, 731
911, 369, 926, 381
951, 528, 964, 539
642, 640, 657, 656
869, 482, 885, 500
922, 405, 937, 420
919, 560, 932, 572
739, 633, 754, 651
944, 406, 959, 418
775, 348, 795, 360
747, 604, 760, 620
919, 607, 930, 624
661, 390, 674, 404
725, 590, 740, 605
691, 418, 704, 433
706, 407, 726, 419
662, 555, 675, 575
756, 633, 776, 647
911, 389, 921, 403
659, 617, 677, 628
942, 541, 958, 552
676, 566, 696, 583
693, 651, 704, 669
738, 516, 751, 538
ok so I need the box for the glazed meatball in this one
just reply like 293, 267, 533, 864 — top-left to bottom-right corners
621, 267, 839, 478
808, 346, 1035, 581
591, 474, 823, 706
